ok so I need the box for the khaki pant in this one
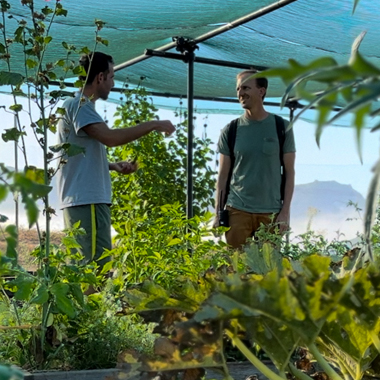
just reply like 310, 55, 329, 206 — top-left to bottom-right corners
225, 206, 277, 250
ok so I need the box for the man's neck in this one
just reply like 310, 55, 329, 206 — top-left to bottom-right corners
81, 86, 98, 102
244, 107, 269, 121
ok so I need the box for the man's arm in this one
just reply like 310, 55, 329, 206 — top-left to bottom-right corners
213, 154, 231, 227
82, 120, 175, 147
276, 152, 295, 233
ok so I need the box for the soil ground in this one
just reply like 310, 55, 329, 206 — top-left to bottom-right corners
0, 227, 63, 270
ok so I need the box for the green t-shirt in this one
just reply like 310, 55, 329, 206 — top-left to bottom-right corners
217, 113, 296, 213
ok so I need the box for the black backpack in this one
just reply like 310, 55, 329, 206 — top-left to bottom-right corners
225, 115, 286, 202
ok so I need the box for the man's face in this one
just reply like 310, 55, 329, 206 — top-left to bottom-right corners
98, 63, 115, 101
236, 75, 265, 109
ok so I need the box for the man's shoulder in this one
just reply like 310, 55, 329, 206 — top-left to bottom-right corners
62, 93, 80, 108
221, 117, 240, 133
272, 113, 289, 123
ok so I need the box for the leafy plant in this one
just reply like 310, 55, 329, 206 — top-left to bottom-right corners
110, 200, 231, 290
115, 244, 380, 380
0, 0, 110, 370
109, 85, 216, 218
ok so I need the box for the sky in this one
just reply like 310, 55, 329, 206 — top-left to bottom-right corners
0, 93, 379, 239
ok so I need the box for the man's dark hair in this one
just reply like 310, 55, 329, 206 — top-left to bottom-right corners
237, 69, 268, 100
79, 51, 114, 84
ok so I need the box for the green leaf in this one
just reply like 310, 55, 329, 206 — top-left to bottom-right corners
73, 65, 86, 76
100, 260, 113, 275
9, 104, 22, 112
70, 283, 84, 306
42, 6, 54, 16
25, 166, 45, 185
46, 313, 54, 327
24, 196, 39, 228
14, 173, 52, 198
74, 79, 84, 88
0, 185, 8, 201
350, 52, 380, 76
364, 159, 380, 261
49, 90, 74, 99
55, 293, 76, 318
2, 128, 26, 143
56, 107, 66, 115
167, 238, 181, 246
241, 316, 299, 371
26, 58, 38, 69
327, 84, 380, 126
0, 214, 9, 223
55, 59, 65, 67
56, 7, 68, 17
44, 36, 53, 44
51, 282, 76, 318
51, 282, 69, 296
31, 284, 49, 304
4, 225, 18, 260
0, 71, 24, 86
62, 236, 82, 249
11, 275, 35, 301
242, 243, 282, 275
49, 142, 85, 157
353, 0, 360, 13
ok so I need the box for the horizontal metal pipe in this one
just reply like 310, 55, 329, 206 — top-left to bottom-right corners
114, 0, 299, 72
145, 49, 268, 71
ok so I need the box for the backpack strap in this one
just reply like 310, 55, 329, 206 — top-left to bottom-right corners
274, 115, 286, 202
225, 118, 239, 201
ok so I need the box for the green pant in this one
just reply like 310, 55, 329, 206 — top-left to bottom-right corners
63, 204, 112, 267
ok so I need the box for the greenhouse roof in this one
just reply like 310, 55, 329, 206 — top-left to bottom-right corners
4, 0, 380, 105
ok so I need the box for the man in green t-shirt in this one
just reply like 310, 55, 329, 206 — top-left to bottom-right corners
214, 70, 296, 249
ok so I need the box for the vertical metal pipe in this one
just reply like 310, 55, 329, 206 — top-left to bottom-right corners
186, 51, 195, 219
14, 115, 19, 236
290, 106, 294, 122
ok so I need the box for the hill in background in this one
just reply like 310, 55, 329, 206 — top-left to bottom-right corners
291, 180, 365, 240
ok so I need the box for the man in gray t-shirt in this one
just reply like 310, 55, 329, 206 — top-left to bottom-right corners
57, 52, 175, 267
214, 70, 296, 249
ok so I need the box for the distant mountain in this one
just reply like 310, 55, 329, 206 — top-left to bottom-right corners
291, 180, 365, 239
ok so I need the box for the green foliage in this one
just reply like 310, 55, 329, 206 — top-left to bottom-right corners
109, 85, 216, 218
0, 290, 156, 371
118, 249, 380, 380
61, 302, 156, 370
110, 200, 230, 289
0, 0, 114, 371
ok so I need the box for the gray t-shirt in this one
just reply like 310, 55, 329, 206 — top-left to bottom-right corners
57, 93, 111, 209
217, 114, 296, 213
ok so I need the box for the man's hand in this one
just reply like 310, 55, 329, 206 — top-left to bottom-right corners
153, 120, 175, 136
275, 210, 289, 234
109, 161, 138, 174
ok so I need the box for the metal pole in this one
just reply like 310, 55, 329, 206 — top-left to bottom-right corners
114, 0, 300, 72
14, 115, 19, 237
145, 49, 268, 71
290, 106, 295, 121
186, 50, 195, 219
